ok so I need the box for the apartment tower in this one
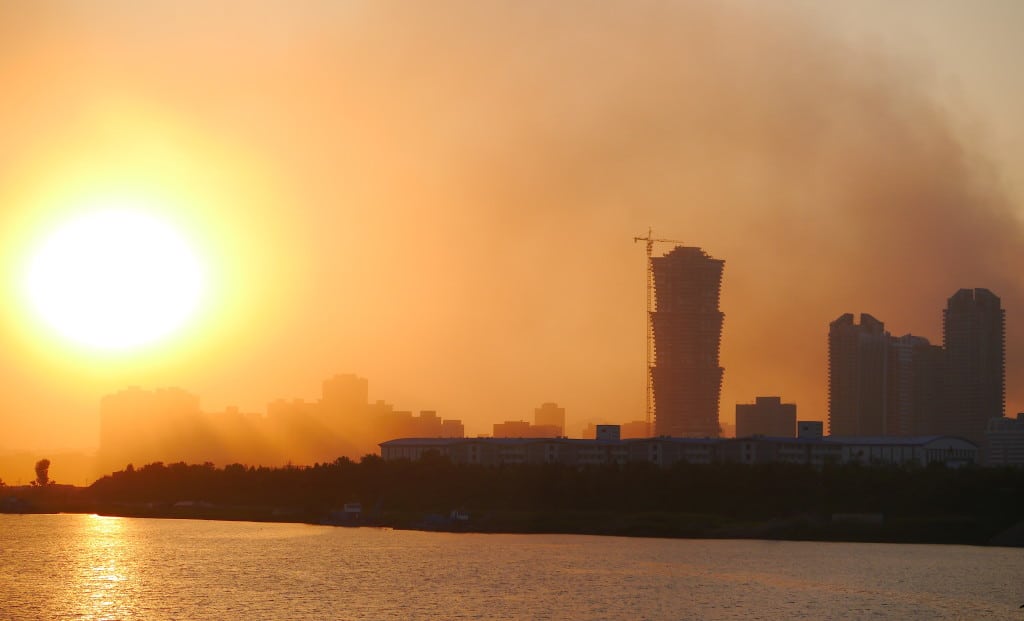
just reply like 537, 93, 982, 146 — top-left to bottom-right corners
828, 313, 889, 436
650, 246, 724, 437
942, 288, 1004, 444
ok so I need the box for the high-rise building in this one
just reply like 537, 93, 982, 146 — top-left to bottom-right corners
887, 334, 944, 436
650, 246, 724, 437
828, 295, 1001, 441
735, 396, 796, 438
828, 313, 889, 436
942, 288, 1005, 444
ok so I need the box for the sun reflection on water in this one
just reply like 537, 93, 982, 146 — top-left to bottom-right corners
3, 514, 1024, 620
66, 515, 135, 621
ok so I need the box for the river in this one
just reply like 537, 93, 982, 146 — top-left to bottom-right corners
1, 514, 1022, 619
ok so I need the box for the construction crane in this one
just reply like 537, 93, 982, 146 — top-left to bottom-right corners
633, 228, 687, 437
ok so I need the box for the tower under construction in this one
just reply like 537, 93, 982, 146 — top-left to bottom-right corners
648, 245, 725, 437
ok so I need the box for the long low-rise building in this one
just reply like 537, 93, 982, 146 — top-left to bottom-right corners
380, 437, 631, 467
380, 434, 978, 468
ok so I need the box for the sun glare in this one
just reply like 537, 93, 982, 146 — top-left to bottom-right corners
24, 208, 206, 351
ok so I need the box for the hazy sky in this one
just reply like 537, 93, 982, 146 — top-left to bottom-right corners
2, 0, 1023, 458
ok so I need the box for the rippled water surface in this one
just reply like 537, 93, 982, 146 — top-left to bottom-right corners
2, 514, 1023, 619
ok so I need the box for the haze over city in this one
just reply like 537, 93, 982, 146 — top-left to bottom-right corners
2, 1, 1024, 487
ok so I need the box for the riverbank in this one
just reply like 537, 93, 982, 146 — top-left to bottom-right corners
381, 509, 1024, 546
18, 501, 1022, 547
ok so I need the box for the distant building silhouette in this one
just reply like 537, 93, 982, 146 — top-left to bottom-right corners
98, 387, 203, 474
533, 402, 566, 436
321, 374, 369, 420
735, 397, 796, 438
96, 374, 464, 476
719, 420, 736, 438
829, 292, 1001, 441
828, 315, 941, 437
374, 408, 464, 440
887, 334, 944, 436
985, 414, 1024, 466
797, 421, 823, 439
942, 288, 1004, 445
493, 420, 561, 438
595, 424, 621, 441
828, 313, 889, 436
581, 421, 648, 439
620, 420, 650, 439
267, 398, 319, 420
650, 246, 724, 437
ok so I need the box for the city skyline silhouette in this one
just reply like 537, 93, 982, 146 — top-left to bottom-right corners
3, 2, 1024, 486
2, 275, 996, 485
5, 4, 1024, 618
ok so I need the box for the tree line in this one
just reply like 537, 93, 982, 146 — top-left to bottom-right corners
87, 454, 1024, 524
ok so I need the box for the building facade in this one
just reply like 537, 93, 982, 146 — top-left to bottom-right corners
735, 396, 796, 438
985, 414, 1024, 466
798, 421, 824, 439
942, 288, 1005, 445
828, 313, 889, 436
493, 421, 561, 438
380, 434, 978, 468
887, 334, 944, 436
534, 403, 566, 436
650, 246, 724, 437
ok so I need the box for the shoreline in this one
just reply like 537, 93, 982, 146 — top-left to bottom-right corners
11, 505, 1022, 548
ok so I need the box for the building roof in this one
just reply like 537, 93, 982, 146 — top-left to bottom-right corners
822, 435, 976, 447
644, 437, 723, 444
381, 436, 725, 446
731, 436, 839, 445
380, 437, 629, 448
379, 438, 468, 447
380, 435, 978, 449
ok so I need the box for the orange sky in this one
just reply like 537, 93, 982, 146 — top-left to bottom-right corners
2, 1, 1024, 470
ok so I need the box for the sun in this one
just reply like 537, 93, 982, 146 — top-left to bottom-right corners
23, 208, 206, 351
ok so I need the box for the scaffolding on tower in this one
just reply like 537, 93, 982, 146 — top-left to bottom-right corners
633, 228, 686, 437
